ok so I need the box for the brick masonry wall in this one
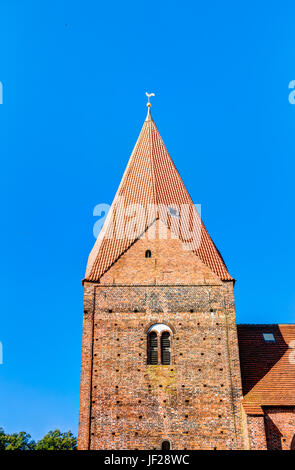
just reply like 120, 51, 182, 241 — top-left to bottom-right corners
245, 408, 295, 450
78, 222, 245, 450
264, 408, 295, 450
78, 283, 95, 450
246, 415, 267, 450
98, 220, 224, 286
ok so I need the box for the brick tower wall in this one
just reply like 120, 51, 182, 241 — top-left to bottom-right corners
78, 223, 244, 450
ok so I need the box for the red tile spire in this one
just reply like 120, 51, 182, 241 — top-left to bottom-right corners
85, 102, 233, 282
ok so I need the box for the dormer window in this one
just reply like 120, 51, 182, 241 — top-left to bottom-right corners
145, 250, 152, 258
263, 333, 275, 343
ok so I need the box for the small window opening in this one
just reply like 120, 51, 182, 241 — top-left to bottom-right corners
168, 207, 179, 218
145, 250, 152, 258
147, 332, 158, 365
162, 440, 171, 450
161, 332, 171, 365
263, 333, 275, 343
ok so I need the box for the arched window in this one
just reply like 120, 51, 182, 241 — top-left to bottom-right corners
162, 440, 171, 450
161, 332, 171, 365
147, 332, 158, 365
291, 435, 295, 450
147, 324, 173, 365
145, 250, 151, 258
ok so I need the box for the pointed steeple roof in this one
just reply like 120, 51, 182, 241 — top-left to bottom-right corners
85, 106, 233, 282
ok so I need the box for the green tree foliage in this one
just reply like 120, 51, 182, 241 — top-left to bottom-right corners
0, 428, 7, 450
0, 428, 77, 450
3, 430, 35, 450
35, 429, 77, 450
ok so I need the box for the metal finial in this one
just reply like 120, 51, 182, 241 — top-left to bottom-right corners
145, 92, 155, 108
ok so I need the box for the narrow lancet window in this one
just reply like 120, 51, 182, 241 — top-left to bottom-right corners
147, 332, 158, 365
145, 250, 152, 258
161, 332, 171, 365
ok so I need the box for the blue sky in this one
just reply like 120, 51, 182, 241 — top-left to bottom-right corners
0, 0, 294, 441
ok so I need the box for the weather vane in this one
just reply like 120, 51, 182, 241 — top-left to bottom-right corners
145, 92, 155, 107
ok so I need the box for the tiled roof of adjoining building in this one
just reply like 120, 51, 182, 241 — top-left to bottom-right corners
237, 324, 295, 408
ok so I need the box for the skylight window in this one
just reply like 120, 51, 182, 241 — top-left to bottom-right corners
168, 207, 179, 218
263, 333, 275, 343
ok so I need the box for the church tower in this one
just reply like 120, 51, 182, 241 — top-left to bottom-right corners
78, 98, 244, 450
